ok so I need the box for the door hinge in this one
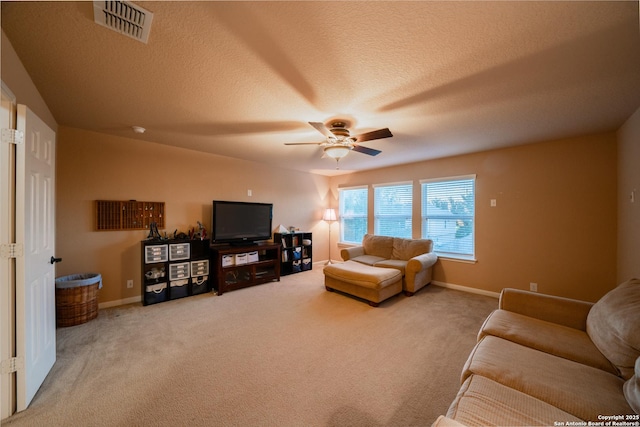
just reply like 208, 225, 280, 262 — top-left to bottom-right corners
1, 128, 24, 145
0, 243, 23, 259
1, 357, 24, 374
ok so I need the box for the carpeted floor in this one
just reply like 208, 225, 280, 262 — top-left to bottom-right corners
3, 267, 497, 426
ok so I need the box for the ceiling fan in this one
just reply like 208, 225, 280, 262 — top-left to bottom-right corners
285, 121, 393, 168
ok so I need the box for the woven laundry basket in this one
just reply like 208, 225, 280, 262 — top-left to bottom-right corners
55, 273, 102, 327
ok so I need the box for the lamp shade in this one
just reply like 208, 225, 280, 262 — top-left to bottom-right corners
322, 208, 337, 221
324, 145, 351, 159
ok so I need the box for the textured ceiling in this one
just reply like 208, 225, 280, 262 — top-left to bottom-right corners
2, 1, 639, 176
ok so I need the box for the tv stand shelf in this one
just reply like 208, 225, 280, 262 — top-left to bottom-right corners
211, 243, 281, 295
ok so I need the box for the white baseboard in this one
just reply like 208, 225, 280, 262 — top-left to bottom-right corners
98, 277, 498, 309
99, 295, 141, 309
432, 280, 500, 299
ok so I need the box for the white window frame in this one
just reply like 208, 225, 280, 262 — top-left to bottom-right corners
373, 181, 413, 238
420, 175, 476, 261
338, 185, 368, 244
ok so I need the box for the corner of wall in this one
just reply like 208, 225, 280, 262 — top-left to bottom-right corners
617, 107, 640, 283
1, 30, 58, 131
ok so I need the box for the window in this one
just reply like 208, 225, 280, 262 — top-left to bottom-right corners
374, 182, 412, 238
339, 186, 368, 243
421, 175, 475, 260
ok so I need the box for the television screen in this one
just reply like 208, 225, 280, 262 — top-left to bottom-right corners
212, 200, 273, 244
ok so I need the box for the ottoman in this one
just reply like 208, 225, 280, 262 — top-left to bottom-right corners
323, 261, 403, 307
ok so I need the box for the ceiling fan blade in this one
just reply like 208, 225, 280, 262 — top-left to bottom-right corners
352, 145, 382, 156
309, 122, 335, 138
284, 142, 323, 146
354, 128, 393, 143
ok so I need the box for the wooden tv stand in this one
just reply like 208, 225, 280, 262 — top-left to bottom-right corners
210, 243, 281, 295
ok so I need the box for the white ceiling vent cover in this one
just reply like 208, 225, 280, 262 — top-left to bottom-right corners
93, 1, 153, 44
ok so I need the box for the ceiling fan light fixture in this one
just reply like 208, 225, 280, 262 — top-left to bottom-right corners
285, 120, 392, 168
324, 145, 351, 159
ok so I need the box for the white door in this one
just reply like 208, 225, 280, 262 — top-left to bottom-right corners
15, 104, 57, 410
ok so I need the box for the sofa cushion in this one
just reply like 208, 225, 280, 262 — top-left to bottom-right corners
587, 278, 640, 380
323, 261, 401, 290
446, 374, 583, 426
372, 259, 407, 276
350, 254, 387, 266
624, 356, 640, 414
362, 234, 393, 259
479, 309, 617, 375
463, 336, 634, 421
391, 238, 432, 260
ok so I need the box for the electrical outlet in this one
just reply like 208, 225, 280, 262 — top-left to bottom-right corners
530, 282, 538, 292
127, 279, 134, 289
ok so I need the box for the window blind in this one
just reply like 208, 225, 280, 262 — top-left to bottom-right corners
421, 176, 475, 258
339, 186, 368, 243
374, 183, 412, 238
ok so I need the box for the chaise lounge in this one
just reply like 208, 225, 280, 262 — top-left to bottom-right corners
323, 260, 403, 307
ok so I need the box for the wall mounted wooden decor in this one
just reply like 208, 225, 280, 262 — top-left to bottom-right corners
95, 200, 165, 231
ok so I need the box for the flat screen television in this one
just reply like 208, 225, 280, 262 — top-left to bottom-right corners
211, 200, 273, 245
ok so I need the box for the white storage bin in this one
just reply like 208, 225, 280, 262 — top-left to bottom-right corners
235, 253, 248, 265
222, 255, 234, 267
169, 262, 190, 281
169, 243, 190, 261
145, 244, 168, 264
247, 251, 259, 263
191, 259, 209, 276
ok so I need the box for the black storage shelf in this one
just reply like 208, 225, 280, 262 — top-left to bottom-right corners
274, 232, 312, 276
141, 239, 211, 306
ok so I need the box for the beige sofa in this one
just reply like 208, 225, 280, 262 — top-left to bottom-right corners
340, 234, 438, 296
434, 278, 640, 426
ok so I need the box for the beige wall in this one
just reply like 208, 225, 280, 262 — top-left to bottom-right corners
2, 26, 630, 305
617, 106, 640, 282
56, 126, 331, 305
1, 31, 57, 131
330, 133, 618, 302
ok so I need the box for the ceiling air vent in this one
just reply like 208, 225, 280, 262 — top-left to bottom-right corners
93, 1, 154, 44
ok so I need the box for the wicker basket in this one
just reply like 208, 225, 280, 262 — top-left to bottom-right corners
55, 274, 101, 327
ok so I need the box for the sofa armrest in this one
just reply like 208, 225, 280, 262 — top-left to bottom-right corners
340, 246, 365, 261
499, 288, 594, 330
431, 416, 468, 427
407, 252, 438, 273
